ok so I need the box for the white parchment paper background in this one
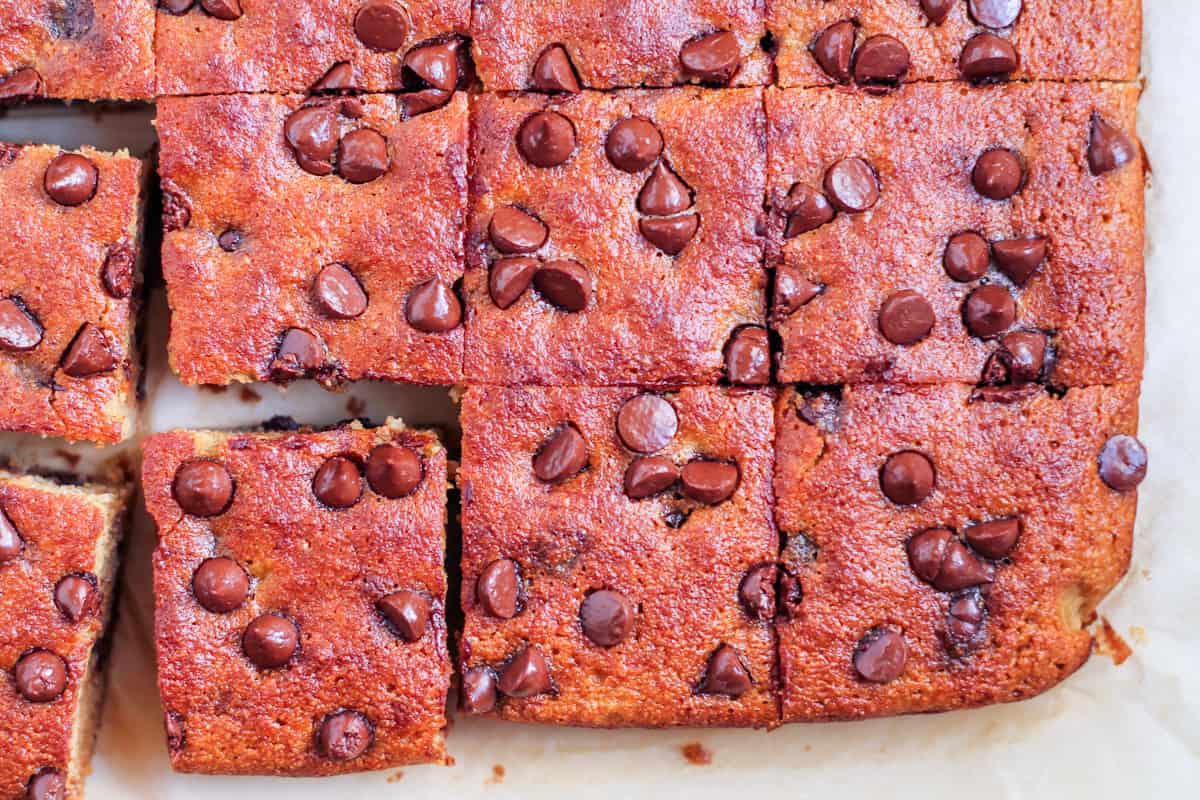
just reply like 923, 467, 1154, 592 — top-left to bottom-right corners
1, 0, 1197, 795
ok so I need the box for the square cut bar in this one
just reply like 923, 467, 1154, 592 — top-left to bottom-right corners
0, 143, 145, 444
767, 0, 1140, 89
154, 0, 470, 96
470, 0, 769, 91
0, 470, 129, 800
773, 383, 1143, 721
0, 0, 153, 101
143, 420, 451, 775
157, 92, 467, 388
466, 89, 767, 387
766, 82, 1143, 387
458, 385, 778, 728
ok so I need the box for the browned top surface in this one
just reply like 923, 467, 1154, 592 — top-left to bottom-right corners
768, 0, 1141, 87
0, 473, 123, 799
0, 144, 143, 444
0, 0, 154, 99
773, 383, 1138, 721
158, 93, 467, 387
458, 386, 778, 728
466, 89, 766, 386
767, 82, 1144, 386
155, 0, 469, 95
143, 422, 450, 775
470, 0, 770, 90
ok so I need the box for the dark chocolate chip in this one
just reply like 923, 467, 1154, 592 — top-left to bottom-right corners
0, 67, 46, 104
811, 20, 855, 83
60, 323, 115, 377
639, 214, 699, 255
878, 290, 934, 345
963, 284, 1016, 339
943, 231, 990, 282
772, 266, 822, 318
337, 128, 389, 183
401, 88, 452, 117
533, 424, 588, 483
960, 33, 1018, 82
920, 0, 954, 24
605, 118, 663, 173
489, 257, 538, 309
679, 31, 742, 84
681, 460, 739, 505
0, 508, 23, 562
971, 383, 1042, 404
972, 148, 1023, 200
173, 460, 234, 517
161, 181, 192, 231
579, 589, 633, 647
44, 153, 98, 206
531, 45, 580, 93
823, 157, 879, 213
403, 40, 459, 91
533, 260, 591, 312
159, 0, 194, 13
242, 614, 299, 668
783, 184, 835, 237
489, 206, 548, 254
0, 298, 43, 351
1088, 114, 1137, 176
724, 326, 770, 386
366, 443, 422, 497
312, 456, 363, 508
354, 0, 409, 51
739, 563, 776, 621
1098, 435, 1148, 492
623, 456, 678, 499
200, 0, 241, 19
26, 768, 65, 800
461, 667, 498, 713
700, 644, 752, 696
963, 517, 1021, 559
1000, 331, 1046, 382
853, 35, 910, 89
947, 588, 987, 655
498, 645, 552, 698
907, 527, 995, 591
517, 111, 576, 168
284, 105, 337, 176
317, 710, 373, 760
405, 279, 462, 332
477, 558, 520, 619
992, 237, 1045, 285
312, 263, 368, 319
165, 711, 186, 753
98, 244, 136, 299
14, 649, 67, 702
616, 394, 678, 454
880, 451, 935, 505
53, 573, 99, 622
969, 0, 1022, 29
853, 628, 907, 683
312, 62, 355, 93
192, 557, 249, 613
270, 328, 325, 378
378, 590, 430, 642
637, 162, 692, 216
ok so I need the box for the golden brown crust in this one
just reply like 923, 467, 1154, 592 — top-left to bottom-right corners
158, 92, 467, 387
773, 383, 1138, 721
0, 0, 153, 100
143, 422, 450, 776
458, 386, 778, 728
767, 82, 1144, 387
767, 0, 1141, 88
0, 143, 144, 444
470, 0, 770, 90
0, 471, 127, 799
466, 89, 766, 386
154, 0, 469, 95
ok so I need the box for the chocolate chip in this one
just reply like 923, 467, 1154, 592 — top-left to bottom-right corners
477, 558, 521, 618
14, 649, 67, 702
162, 181, 192, 231
533, 260, 591, 312
679, 31, 742, 84
311, 263, 368, 320
192, 557, 249, 613
499, 645, 552, 698
579, 590, 633, 647
532, 45, 580, 93
772, 266, 822, 318
681, 460, 739, 505
739, 563, 776, 621
811, 20, 855, 83
60, 323, 115, 377
853, 35, 910, 89
878, 290, 934, 345
54, 573, 99, 622
972, 148, 1023, 200
1000, 331, 1046, 382
317, 710, 373, 760
270, 328, 325, 379
461, 667, 498, 713
823, 157, 879, 213
403, 40, 458, 90
366, 443, 422, 497
616, 394, 678, 454
405, 279, 462, 332
44, 153, 98, 206
920, 0, 954, 24
101, 244, 136, 299
1098, 435, 1147, 492
200, 0, 241, 19
638, 162, 692, 216
700, 644, 752, 696
312, 456, 363, 508
1088, 113, 1137, 176
378, 590, 430, 642
605, 118, 663, 173
663, 509, 688, 528
971, 382, 1041, 404
777, 569, 803, 619
969, 0, 1022, 28
0, 508, 23, 562
312, 62, 355, 93
853, 628, 906, 683
724, 326, 770, 386
337, 128, 389, 183
489, 257, 538, 309
941, 231, 988, 282
0, 67, 45, 104
401, 88, 452, 118
0, 298, 43, 351
783, 184, 835, 237
623, 456, 677, 499
992, 237, 1045, 285
533, 424, 588, 483
489, 206, 548, 254
880, 450, 935, 505
26, 768, 64, 800
907, 528, 995, 591
947, 589, 987, 655
158, 0, 194, 14
284, 105, 337, 176
242, 614, 299, 668
173, 460, 234, 517
963, 284, 1016, 338
517, 111, 576, 168
639, 214, 699, 255
963, 517, 1021, 559
165, 711, 186, 753
354, 0, 409, 51
960, 33, 1018, 82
